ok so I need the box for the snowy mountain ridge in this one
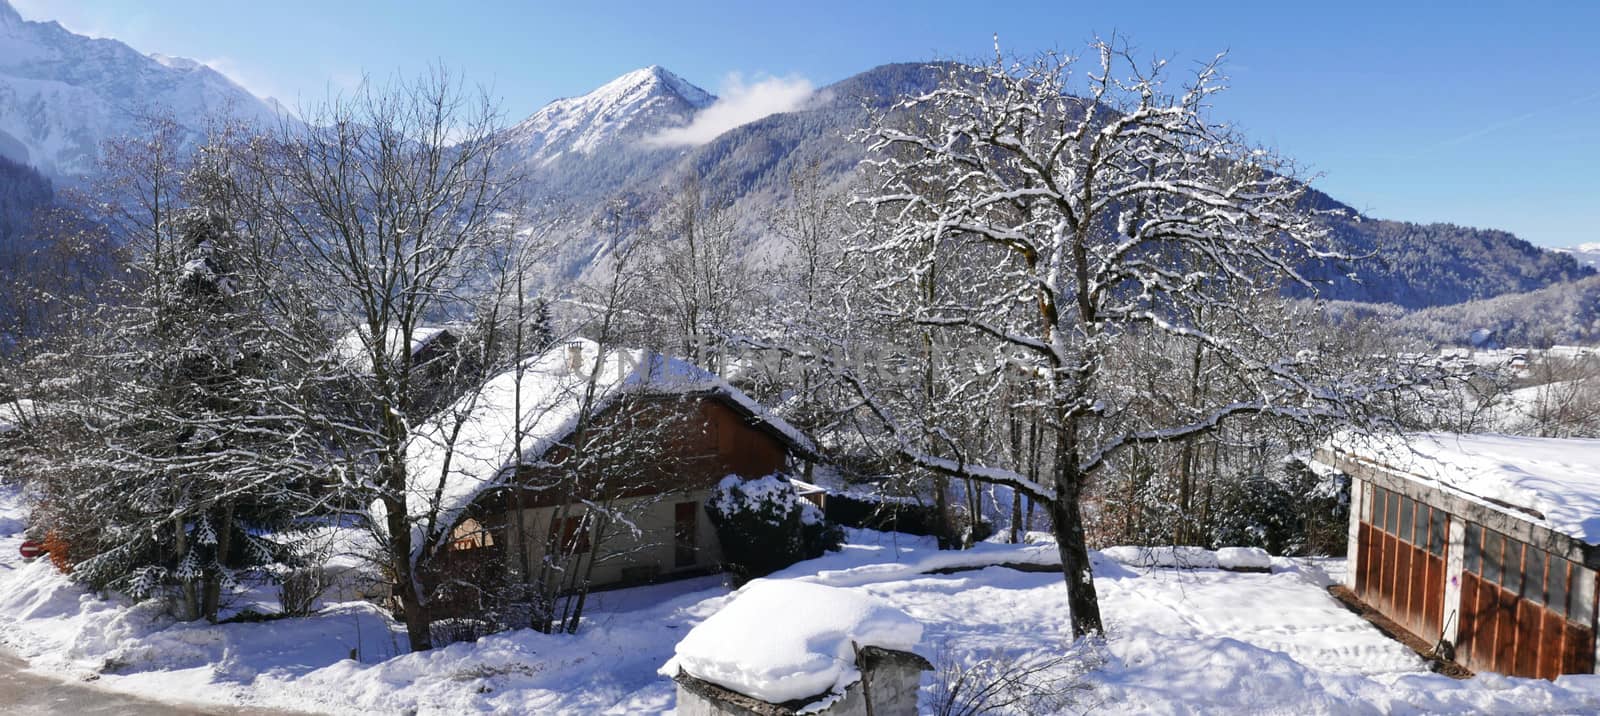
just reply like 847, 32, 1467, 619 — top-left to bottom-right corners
0, 0, 282, 179
1554, 243, 1600, 268
501, 65, 714, 165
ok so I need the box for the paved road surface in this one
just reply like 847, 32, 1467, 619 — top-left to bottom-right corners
0, 650, 311, 715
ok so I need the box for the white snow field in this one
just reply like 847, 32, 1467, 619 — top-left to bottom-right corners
0, 485, 1598, 714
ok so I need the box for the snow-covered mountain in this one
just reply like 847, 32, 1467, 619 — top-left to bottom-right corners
0, 0, 1586, 317
1554, 243, 1600, 269
511, 62, 1593, 310
0, 0, 282, 179
498, 65, 717, 203
503, 65, 713, 164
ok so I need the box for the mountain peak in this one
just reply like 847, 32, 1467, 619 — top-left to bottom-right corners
594, 65, 714, 109
149, 53, 204, 71
0, 1, 281, 178
502, 66, 715, 161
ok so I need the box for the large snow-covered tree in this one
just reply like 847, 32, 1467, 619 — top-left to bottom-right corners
31, 145, 318, 622
234, 69, 521, 651
824, 42, 1422, 638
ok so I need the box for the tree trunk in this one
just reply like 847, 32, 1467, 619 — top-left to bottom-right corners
383, 466, 432, 652
201, 503, 235, 622
1010, 489, 1023, 544
1051, 438, 1104, 639
933, 475, 956, 549
174, 517, 198, 621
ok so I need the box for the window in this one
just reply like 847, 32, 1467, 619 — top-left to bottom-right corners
1549, 559, 1571, 618
1385, 489, 1399, 533
556, 514, 591, 553
1464, 523, 1481, 573
1398, 496, 1414, 543
1482, 531, 1503, 584
1427, 509, 1447, 556
449, 518, 496, 551
1577, 566, 1598, 622
1525, 548, 1546, 605
1501, 541, 1524, 595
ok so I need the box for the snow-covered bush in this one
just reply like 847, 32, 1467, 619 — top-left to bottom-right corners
704, 473, 842, 581
930, 637, 1101, 716
1212, 458, 1348, 556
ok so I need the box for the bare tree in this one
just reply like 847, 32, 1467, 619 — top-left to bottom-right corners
1512, 352, 1600, 437
235, 68, 519, 651
638, 174, 755, 374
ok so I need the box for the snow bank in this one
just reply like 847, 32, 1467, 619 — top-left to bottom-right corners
1216, 547, 1273, 571
1322, 431, 1600, 543
661, 580, 922, 704
1102, 546, 1220, 569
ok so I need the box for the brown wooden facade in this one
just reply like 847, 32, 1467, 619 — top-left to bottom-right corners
1327, 446, 1600, 681
490, 392, 797, 511
431, 390, 808, 607
1356, 484, 1448, 643
1455, 523, 1596, 678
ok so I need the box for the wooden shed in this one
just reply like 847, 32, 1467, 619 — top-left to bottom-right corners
1315, 432, 1600, 679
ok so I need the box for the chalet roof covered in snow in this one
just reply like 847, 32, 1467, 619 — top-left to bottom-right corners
1318, 431, 1600, 544
331, 324, 455, 374
386, 338, 814, 562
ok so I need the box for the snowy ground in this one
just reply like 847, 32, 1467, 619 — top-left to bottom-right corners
0, 486, 1598, 714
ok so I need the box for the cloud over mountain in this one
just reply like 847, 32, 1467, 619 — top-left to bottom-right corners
644, 73, 813, 148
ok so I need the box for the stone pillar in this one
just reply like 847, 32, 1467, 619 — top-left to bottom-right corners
674, 647, 932, 716
1345, 477, 1364, 590
1440, 517, 1466, 647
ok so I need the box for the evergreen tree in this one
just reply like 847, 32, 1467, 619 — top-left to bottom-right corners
33, 150, 315, 622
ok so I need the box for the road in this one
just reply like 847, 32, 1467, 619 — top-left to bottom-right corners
0, 650, 313, 715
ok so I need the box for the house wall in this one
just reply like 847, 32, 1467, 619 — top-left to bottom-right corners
1330, 446, 1600, 679
505, 394, 792, 509
439, 393, 798, 596
501, 490, 725, 589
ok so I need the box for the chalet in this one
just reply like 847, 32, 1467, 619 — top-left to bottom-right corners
332, 323, 475, 417
391, 338, 816, 604
1315, 432, 1600, 679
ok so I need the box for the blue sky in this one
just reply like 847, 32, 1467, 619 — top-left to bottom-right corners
13, 0, 1599, 247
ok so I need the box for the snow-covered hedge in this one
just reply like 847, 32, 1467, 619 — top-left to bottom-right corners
704, 474, 842, 581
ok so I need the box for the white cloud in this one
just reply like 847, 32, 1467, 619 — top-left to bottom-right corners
645, 73, 814, 148
200, 56, 283, 99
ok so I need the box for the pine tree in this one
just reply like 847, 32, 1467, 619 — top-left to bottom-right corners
33, 149, 315, 622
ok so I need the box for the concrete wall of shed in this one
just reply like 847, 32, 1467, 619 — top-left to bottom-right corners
1346, 477, 1364, 591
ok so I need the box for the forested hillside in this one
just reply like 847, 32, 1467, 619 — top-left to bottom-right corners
1397, 274, 1600, 347
1290, 188, 1592, 307
507, 62, 1591, 310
